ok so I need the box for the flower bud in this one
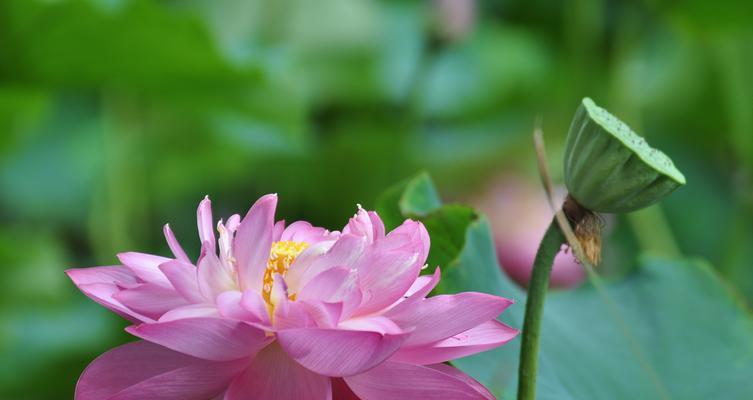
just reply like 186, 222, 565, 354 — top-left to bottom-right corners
564, 97, 686, 214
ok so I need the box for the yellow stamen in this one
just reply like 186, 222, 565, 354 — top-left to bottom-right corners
262, 241, 308, 304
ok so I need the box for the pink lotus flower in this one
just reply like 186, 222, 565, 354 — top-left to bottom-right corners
67, 194, 518, 399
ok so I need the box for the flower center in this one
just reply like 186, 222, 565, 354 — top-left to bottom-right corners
262, 241, 308, 304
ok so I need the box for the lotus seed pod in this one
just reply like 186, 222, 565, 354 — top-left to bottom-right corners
563, 97, 686, 214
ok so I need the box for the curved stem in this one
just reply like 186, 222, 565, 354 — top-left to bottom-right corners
517, 218, 565, 400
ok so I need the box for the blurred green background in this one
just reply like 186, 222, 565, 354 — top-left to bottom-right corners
1, 0, 752, 398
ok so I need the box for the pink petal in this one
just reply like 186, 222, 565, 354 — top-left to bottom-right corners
197, 248, 236, 301
350, 220, 431, 316
67, 267, 152, 323
269, 273, 288, 309
240, 290, 271, 326
225, 214, 241, 232
76, 340, 246, 400
367, 211, 386, 239
118, 252, 173, 288
405, 269, 440, 297
386, 267, 441, 316
163, 224, 191, 264
283, 240, 334, 292
296, 265, 363, 320
77, 340, 192, 399
276, 327, 407, 377
217, 216, 241, 265
352, 249, 420, 316
234, 194, 277, 291
108, 366, 237, 400
217, 290, 266, 324
386, 292, 513, 347
197, 196, 216, 255
415, 221, 431, 266
113, 283, 189, 320
387, 220, 430, 268
226, 343, 331, 400
126, 318, 271, 361
159, 304, 220, 322
298, 266, 351, 302
273, 219, 286, 241
338, 315, 402, 335
159, 261, 204, 303
77, 283, 153, 323
288, 234, 365, 293
301, 234, 366, 285
300, 300, 343, 328
67, 266, 138, 286
281, 220, 332, 244
344, 361, 494, 400
389, 320, 519, 364
273, 304, 314, 330
343, 208, 384, 244
273, 293, 316, 331
338, 281, 363, 320
428, 363, 495, 399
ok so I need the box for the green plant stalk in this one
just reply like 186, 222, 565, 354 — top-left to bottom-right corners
517, 218, 565, 400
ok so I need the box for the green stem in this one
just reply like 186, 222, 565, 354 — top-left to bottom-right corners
517, 218, 565, 400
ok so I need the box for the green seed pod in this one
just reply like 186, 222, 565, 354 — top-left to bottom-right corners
564, 97, 686, 214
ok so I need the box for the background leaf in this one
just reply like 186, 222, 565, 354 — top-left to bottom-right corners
375, 172, 442, 229
383, 173, 753, 399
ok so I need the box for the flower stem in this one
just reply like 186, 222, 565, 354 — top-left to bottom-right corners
517, 218, 565, 400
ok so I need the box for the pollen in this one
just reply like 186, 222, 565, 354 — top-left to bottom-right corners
262, 241, 308, 304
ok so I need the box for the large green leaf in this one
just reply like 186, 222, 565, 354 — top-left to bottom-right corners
381, 173, 753, 399
375, 172, 441, 230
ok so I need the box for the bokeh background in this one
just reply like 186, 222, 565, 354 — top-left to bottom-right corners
1, 0, 752, 398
